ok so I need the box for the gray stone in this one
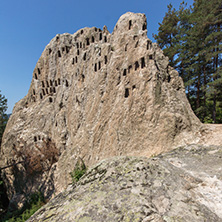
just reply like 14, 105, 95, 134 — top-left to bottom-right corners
27, 145, 222, 221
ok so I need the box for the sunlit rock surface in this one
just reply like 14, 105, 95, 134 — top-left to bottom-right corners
1, 12, 221, 208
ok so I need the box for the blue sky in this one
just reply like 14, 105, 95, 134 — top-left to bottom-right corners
0, 0, 194, 113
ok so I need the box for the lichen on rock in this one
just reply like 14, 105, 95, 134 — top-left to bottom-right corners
27, 145, 222, 221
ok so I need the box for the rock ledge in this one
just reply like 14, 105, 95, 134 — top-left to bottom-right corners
28, 145, 222, 222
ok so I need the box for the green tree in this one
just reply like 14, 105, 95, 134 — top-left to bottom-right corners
0, 90, 8, 147
186, 0, 222, 123
153, 3, 180, 67
199, 0, 222, 123
154, 0, 222, 123
0, 91, 9, 213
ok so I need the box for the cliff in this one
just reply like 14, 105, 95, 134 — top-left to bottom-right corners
1, 12, 222, 209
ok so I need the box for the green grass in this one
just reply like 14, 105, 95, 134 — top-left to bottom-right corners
70, 159, 87, 184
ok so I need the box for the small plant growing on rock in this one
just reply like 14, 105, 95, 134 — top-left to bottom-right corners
70, 158, 87, 184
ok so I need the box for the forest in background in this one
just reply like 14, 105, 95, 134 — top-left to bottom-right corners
154, 0, 222, 123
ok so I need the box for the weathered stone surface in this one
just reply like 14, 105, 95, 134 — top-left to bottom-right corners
0, 12, 222, 207
27, 145, 222, 222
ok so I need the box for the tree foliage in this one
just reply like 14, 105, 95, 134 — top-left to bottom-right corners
1, 191, 45, 222
0, 91, 9, 213
154, 0, 222, 123
0, 90, 8, 147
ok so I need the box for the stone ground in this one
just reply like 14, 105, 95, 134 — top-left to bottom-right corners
27, 144, 222, 222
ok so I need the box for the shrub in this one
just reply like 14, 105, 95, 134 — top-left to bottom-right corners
11, 138, 59, 175
1, 191, 45, 222
70, 158, 87, 184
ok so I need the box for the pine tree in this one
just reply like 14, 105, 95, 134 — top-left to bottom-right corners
154, 0, 222, 123
153, 4, 180, 67
0, 91, 8, 147
176, 3, 193, 95
200, 0, 222, 123
186, 1, 208, 120
190, 0, 222, 123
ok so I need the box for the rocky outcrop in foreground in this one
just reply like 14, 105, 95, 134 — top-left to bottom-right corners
1, 12, 222, 207
27, 145, 222, 222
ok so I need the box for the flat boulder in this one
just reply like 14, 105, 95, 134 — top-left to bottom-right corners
27, 145, 222, 221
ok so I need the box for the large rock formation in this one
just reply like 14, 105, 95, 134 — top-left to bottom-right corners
0, 12, 221, 206
27, 145, 222, 221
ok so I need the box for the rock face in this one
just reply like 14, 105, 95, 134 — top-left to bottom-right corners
0, 12, 221, 205
27, 145, 222, 222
